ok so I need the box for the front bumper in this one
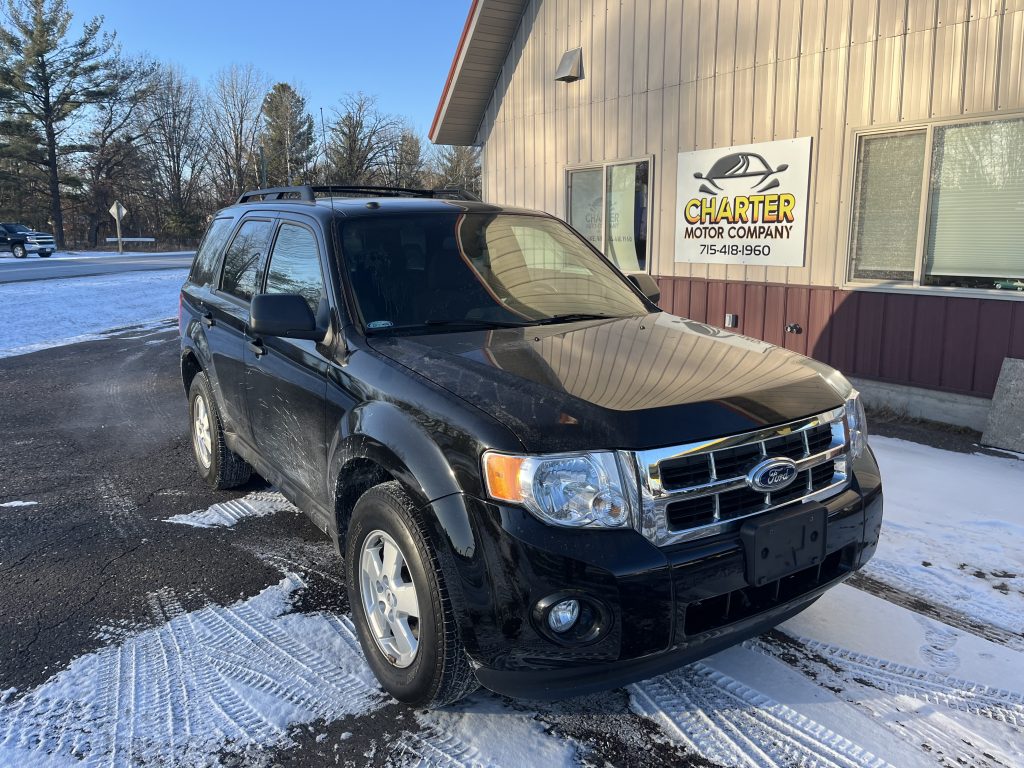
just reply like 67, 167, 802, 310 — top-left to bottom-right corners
437, 447, 883, 699
23, 243, 53, 254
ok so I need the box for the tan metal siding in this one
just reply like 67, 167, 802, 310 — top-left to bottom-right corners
475, 0, 1024, 287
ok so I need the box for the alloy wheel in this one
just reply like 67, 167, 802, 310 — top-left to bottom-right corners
359, 529, 421, 668
192, 393, 213, 469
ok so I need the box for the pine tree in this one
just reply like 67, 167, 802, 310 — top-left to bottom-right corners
380, 127, 425, 188
0, 0, 120, 247
260, 83, 315, 187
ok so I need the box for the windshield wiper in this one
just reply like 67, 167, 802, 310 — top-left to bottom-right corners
422, 318, 530, 329
532, 313, 614, 325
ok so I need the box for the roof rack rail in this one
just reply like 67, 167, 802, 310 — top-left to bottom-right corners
311, 185, 481, 202
236, 186, 315, 204
236, 184, 482, 205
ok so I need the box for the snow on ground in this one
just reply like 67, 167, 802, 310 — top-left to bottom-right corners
863, 437, 1024, 642
164, 490, 298, 528
0, 575, 384, 767
4, 437, 1023, 767
0, 269, 187, 358
0, 250, 193, 263
0, 501, 38, 508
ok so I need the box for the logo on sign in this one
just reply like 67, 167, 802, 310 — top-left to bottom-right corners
747, 458, 799, 493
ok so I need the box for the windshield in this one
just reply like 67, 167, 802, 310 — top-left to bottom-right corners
4, 224, 30, 233
339, 213, 650, 333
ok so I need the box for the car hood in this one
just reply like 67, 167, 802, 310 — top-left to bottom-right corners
368, 313, 847, 453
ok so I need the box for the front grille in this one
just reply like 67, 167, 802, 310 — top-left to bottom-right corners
631, 407, 849, 547
682, 546, 852, 637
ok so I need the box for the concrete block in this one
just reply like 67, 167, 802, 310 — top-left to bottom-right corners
849, 376, 991, 432
983, 358, 1024, 452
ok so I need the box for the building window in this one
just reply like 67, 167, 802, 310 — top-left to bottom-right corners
848, 116, 1024, 292
567, 160, 649, 272
849, 132, 925, 281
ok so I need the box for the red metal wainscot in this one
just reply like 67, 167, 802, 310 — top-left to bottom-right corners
656, 276, 1024, 399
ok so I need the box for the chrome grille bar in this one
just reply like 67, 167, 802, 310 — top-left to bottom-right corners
624, 407, 850, 547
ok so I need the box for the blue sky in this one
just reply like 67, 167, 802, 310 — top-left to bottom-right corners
70, 0, 473, 136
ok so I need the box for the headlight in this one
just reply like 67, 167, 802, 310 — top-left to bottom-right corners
482, 451, 631, 528
846, 390, 869, 458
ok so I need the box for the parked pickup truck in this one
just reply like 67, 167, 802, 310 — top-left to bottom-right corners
0, 222, 55, 258
178, 184, 882, 707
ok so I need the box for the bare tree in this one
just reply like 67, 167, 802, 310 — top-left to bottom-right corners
207, 64, 268, 203
326, 93, 401, 185
138, 64, 211, 240
0, 0, 120, 247
74, 55, 157, 246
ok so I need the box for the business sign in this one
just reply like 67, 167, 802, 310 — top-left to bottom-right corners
675, 137, 812, 266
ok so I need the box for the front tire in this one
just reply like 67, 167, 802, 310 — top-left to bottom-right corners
346, 481, 477, 707
12, 245, 25, 258
188, 371, 252, 489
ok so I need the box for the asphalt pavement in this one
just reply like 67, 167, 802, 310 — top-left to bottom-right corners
0, 329, 684, 767
0, 252, 194, 283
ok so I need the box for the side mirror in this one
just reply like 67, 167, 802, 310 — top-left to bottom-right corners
250, 293, 325, 341
627, 272, 661, 306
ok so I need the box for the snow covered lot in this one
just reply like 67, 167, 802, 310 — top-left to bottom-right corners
0, 270, 1022, 766
3, 442, 1022, 768
0, 269, 186, 358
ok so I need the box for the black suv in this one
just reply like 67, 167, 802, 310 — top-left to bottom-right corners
0, 222, 55, 258
179, 185, 882, 707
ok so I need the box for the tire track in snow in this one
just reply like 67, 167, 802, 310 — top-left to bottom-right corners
163, 490, 297, 528
395, 726, 490, 768
851, 564, 1024, 650
750, 632, 1024, 767
630, 663, 889, 768
751, 633, 1024, 726
0, 574, 382, 766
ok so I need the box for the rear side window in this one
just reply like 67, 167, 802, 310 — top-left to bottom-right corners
189, 217, 234, 286
265, 223, 325, 313
220, 219, 273, 301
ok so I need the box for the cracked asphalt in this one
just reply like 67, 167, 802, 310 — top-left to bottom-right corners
0, 327, 326, 693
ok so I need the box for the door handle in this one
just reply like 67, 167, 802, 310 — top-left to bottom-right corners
247, 339, 266, 358
200, 312, 214, 328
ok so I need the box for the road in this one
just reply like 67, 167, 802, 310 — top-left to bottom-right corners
0, 330, 1021, 767
0, 251, 194, 284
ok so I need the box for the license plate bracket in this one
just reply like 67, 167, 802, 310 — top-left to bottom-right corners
741, 503, 827, 587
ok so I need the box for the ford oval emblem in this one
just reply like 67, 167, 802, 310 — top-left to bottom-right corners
747, 458, 799, 493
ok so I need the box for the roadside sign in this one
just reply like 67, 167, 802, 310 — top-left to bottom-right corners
109, 201, 127, 254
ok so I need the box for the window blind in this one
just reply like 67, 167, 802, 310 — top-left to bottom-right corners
925, 118, 1024, 279
849, 132, 926, 281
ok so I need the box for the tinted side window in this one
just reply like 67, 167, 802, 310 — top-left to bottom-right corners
220, 219, 273, 301
189, 217, 234, 286
265, 223, 325, 313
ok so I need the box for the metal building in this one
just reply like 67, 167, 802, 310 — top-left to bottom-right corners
430, 0, 1024, 430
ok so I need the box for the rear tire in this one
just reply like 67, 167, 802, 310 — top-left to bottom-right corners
12, 245, 25, 259
188, 371, 252, 489
346, 481, 478, 707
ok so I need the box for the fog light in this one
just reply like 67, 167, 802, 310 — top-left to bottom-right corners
547, 599, 580, 633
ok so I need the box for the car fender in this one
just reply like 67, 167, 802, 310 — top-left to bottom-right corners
180, 310, 225, 405
328, 400, 477, 558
